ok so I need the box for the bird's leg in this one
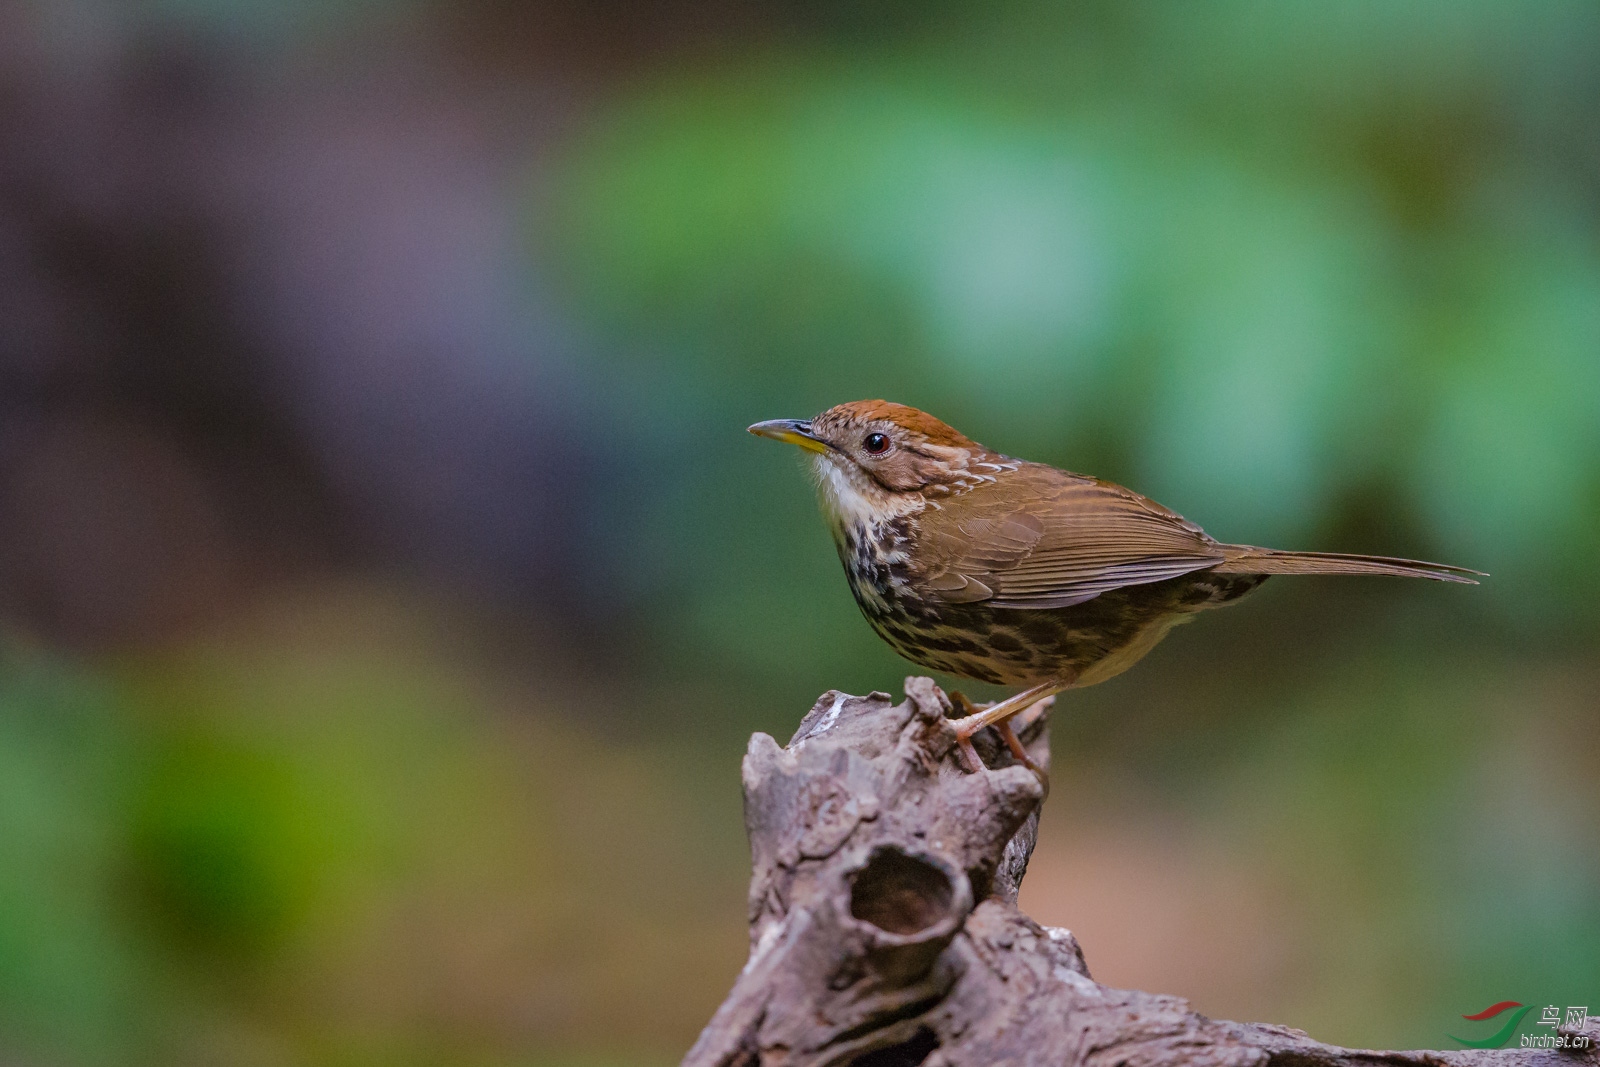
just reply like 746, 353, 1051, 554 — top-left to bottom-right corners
947, 680, 1067, 774
947, 691, 989, 771
995, 720, 1051, 796
994, 720, 1034, 765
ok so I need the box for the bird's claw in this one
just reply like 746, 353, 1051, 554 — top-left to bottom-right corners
948, 689, 1049, 790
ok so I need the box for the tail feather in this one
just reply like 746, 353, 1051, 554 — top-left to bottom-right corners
1212, 547, 1484, 584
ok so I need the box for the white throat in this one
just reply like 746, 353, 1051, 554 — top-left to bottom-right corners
810, 455, 923, 541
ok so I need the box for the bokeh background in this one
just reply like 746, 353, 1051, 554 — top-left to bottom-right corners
2, 0, 1599, 1063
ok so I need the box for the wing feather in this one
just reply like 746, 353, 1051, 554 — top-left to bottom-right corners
916, 464, 1225, 609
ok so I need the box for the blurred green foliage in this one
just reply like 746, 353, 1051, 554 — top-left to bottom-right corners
550, 0, 1600, 653
132, 736, 346, 952
0, 603, 746, 1066
0, 656, 135, 1065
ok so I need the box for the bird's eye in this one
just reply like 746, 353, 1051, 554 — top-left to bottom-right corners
863, 432, 891, 456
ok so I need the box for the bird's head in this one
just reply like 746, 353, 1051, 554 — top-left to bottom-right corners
749, 400, 1005, 530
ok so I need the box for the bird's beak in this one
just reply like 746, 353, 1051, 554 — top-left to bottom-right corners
747, 418, 831, 455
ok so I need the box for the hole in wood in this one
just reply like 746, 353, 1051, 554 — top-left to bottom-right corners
847, 1026, 939, 1067
849, 848, 955, 936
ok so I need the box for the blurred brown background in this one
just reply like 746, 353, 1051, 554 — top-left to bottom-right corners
0, 1, 1597, 1064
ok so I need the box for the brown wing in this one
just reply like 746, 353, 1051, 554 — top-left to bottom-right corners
916, 463, 1226, 609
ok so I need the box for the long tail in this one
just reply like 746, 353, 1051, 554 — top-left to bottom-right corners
1212, 546, 1484, 584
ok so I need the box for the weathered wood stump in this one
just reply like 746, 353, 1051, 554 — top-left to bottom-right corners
685, 677, 1599, 1067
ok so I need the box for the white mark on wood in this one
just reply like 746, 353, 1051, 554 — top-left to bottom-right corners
818, 693, 846, 733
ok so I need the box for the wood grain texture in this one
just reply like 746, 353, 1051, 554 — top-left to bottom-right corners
684, 679, 1598, 1067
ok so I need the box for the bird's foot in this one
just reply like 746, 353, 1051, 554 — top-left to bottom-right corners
948, 687, 1054, 786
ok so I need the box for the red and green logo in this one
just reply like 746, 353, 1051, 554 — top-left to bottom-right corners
1450, 1002, 1535, 1048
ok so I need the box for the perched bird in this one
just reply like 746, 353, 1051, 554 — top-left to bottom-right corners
750, 400, 1481, 772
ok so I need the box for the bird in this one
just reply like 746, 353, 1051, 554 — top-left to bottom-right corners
749, 400, 1481, 773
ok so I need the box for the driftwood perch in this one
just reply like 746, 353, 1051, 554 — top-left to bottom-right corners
685, 677, 1600, 1067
